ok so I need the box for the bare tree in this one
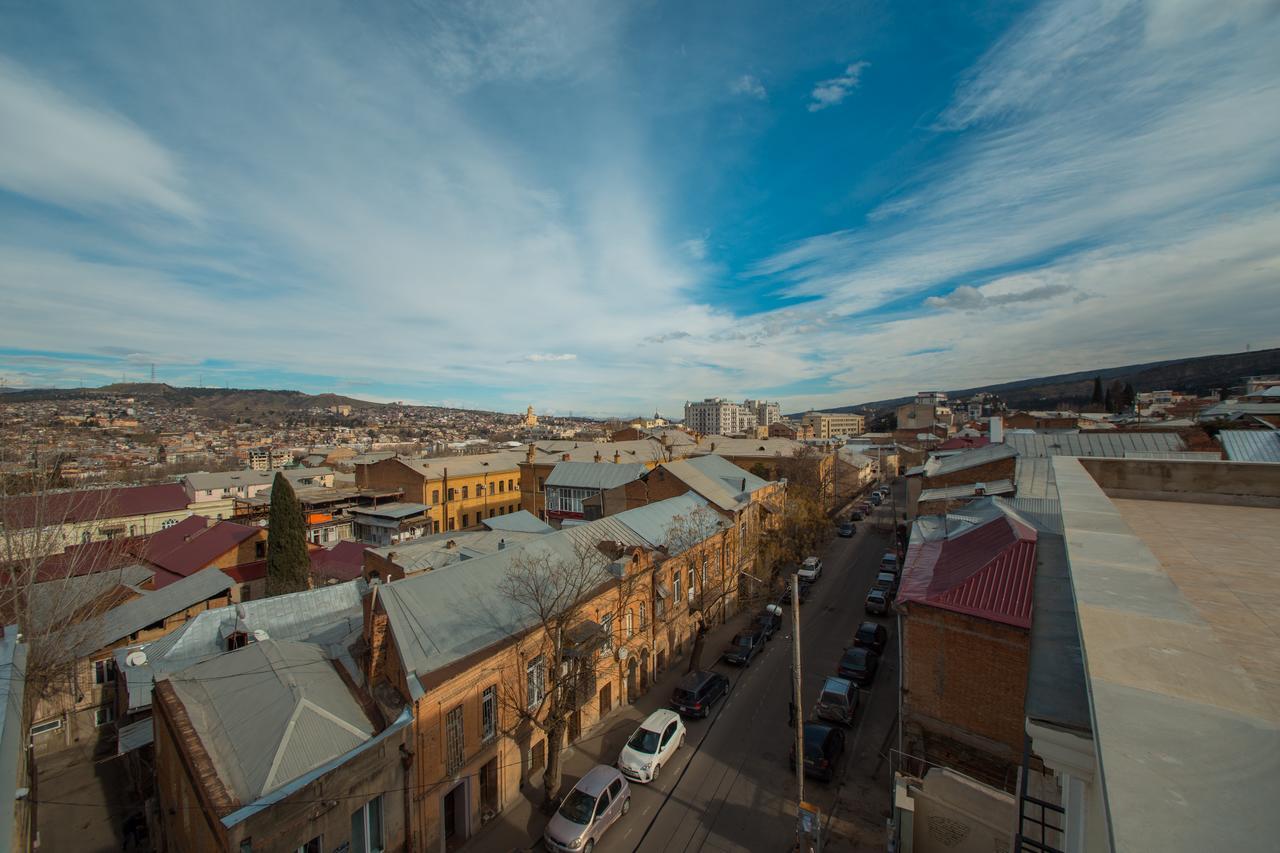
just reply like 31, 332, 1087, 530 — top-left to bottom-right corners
495, 533, 622, 809
658, 507, 733, 674
1, 460, 140, 804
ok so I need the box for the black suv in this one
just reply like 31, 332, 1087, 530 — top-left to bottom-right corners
790, 722, 845, 782
853, 621, 888, 654
671, 670, 730, 718
837, 646, 880, 687
721, 627, 766, 666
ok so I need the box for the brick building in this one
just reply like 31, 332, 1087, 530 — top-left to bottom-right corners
897, 500, 1037, 784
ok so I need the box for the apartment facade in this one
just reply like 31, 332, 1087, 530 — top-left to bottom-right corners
366, 492, 774, 851
683, 398, 779, 435
356, 451, 525, 533
799, 411, 867, 438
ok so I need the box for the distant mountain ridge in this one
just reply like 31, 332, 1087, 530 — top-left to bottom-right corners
800, 346, 1280, 416
0, 382, 391, 415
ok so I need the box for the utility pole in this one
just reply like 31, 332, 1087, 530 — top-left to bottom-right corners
791, 572, 809, 848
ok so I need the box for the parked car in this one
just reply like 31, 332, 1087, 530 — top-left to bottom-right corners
617, 709, 685, 783
838, 521, 855, 538
721, 627, 766, 666
751, 607, 782, 640
881, 551, 899, 571
781, 579, 812, 604
797, 556, 822, 582
869, 493, 883, 506
671, 670, 730, 718
837, 646, 880, 687
851, 509, 865, 521
853, 621, 888, 655
789, 722, 846, 783
544, 765, 632, 852
864, 588, 889, 615
873, 571, 898, 598
814, 676, 859, 726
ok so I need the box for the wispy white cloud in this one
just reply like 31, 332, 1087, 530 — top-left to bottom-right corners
520, 353, 578, 362
807, 61, 868, 112
680, 237, 708, 260
730, 74, 767, 100
0, 55, 196, 218
925, 283, 1073, 311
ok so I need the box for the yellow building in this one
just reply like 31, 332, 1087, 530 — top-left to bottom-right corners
356, 451, 525, 532
800, 411, 867, 438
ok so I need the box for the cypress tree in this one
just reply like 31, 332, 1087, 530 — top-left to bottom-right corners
1091, 376, 1103, 406
266, 472, 310, 596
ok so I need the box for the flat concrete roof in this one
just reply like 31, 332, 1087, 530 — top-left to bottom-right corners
1052, 456, 1280, 852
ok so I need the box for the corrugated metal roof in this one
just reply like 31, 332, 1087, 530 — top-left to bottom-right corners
899, 506, 1037, 629
348, 501, 430, 519
545, 461, 649, 490
25, 564, 156, 635
379, 493, 716, 681
167, 640, 373, 802
655, 455, 769, 511
401, 451, 527, 479
72, 568, 234, 656
117, 717, 154, 755
1014, 457, 1057, 499
918, 480, 1015, 502
1005, 432, 1186, 458
1123, 451, 1222, 461
1024, 533, 1090, 734
1218, 430, 1280, 463
922, 443, 1018, 477
115, 580, 365, 712
481, 510, 554, 534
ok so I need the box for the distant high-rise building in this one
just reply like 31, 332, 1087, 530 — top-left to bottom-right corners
744, 399, 781, 427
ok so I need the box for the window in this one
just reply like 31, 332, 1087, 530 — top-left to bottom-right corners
350, 795, 384, 853
447, 488, 456, 501
255, 541, 266, 559
161, 518, 179, 530
93, 659, 115, 685
227, 632, 248, 651
295, 838, 322, 853
673, 574, 681, 603
81, 531, 91, 544
626, 609, 634, 638
462, 513, 470, 528
432, 489, 440, 503
701, 558, 708, 591
639, 603, 647, 629
129, 525, 136, 536
461, 486, 469, 499
489, 509, 495, 518
445, 705, 464, 775
537, 477, 544, 492
31, 719, 61, 736
508, 478, 515, 491
447, 517, 456, 531
599, 614, 614, 654
498, 480, 505, 493
526, 656, 546, 709
688, 568, 696, 602
481, 685, 497, 743
95, 706, 115, 727
476, 483, 485, 496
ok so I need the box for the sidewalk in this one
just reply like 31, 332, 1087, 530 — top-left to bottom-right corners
469, 611, 752, 852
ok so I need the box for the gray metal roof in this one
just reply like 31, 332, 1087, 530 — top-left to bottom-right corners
1025, 532, 1091, 735
401, 450, 525, 479
25, 564, 156, 635
1014, 457, 1057, 499
167, 640, 374, 803
1219, 430, 1280, 463
481, 510, 554, 534
183, 468, 333, 491
545, 461, 649, 490
1005, 431, 1187, 458
922, 442, 1018, 477
115, 580, 365, 712
73, 568, 234, 657
117, 717, 154, 755
369, 528, 550, 575
348, 501, 431, 519
654, 455, 770, 512
918, 479, 1015, 502
378, 493, 715, 682
1199, 400, 1280, 419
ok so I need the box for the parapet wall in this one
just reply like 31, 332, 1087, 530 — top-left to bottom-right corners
1077, 457, 1280, 506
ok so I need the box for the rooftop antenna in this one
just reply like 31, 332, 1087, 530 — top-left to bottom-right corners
150, 363, 156, 382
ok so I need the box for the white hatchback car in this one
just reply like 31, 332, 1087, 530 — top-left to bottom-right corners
797, 556, 822, 582
616, 709, 685, 783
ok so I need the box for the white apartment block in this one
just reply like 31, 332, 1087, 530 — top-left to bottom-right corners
683, 397, 780, 434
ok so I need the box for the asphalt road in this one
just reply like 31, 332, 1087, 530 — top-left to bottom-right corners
595, 486, 901, 853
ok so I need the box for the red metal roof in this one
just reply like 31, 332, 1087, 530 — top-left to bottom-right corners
147, 520, 261, 588
309, 540, 368, 582
898, 511, 1037, 628
2, 482, 190, 529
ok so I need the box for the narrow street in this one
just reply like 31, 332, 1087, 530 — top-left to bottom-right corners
598, 489, 901, 853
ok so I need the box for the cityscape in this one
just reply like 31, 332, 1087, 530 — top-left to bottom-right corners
2, 3, 1279, 853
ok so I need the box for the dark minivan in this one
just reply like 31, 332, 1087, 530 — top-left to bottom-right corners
853, 621, 888, 654
671, 670, 729, 718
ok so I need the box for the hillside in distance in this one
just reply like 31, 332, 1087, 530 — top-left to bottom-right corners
0, 382, 391, 418
813, 346, 1280, 416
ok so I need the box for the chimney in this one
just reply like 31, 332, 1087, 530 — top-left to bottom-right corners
562, 453, 571, 462
613, 450, 621, 464
526, 443, 535, 463
446, 539, 456, 549
710, 441, 716, 451
594, 451, 602, 463
498, 538, 506, 550
974, 482, 987, 495
989, 416, 1004, 443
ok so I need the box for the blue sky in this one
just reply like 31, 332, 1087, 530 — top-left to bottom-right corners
1, 0, 1277, 417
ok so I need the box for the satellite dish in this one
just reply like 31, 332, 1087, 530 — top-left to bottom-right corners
616, 647, 629, 661
125, 651, 148, 667
252, 629, 270, 642
766, 604, 782, 616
